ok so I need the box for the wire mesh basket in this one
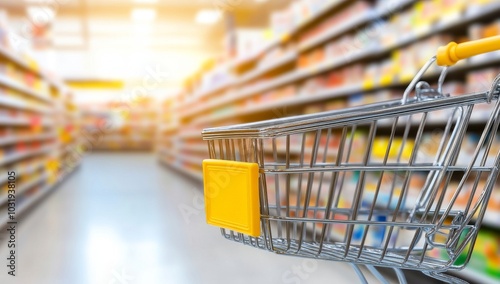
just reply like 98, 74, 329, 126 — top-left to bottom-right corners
201, 36, 500, 283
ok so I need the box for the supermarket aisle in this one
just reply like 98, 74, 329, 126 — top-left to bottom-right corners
0, 153, 381, 284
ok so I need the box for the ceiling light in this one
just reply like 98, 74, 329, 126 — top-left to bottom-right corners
131, 8, 156, 22
195, 9, 221, 25
26, 6, 56, 24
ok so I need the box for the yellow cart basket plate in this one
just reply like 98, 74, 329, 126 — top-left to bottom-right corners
203, 159, 260, 237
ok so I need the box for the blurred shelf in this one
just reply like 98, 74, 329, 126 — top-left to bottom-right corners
159, 155, 202, 181
450, 267, 499, 284
0, 133, 55, 146
0, 173, 48, 206
193, 53, 500, 125
0, 95, 50, 113
178, 153, 203, 165
238, 50, 298, 85
100, 137, 153, 143
179, 144, 207, 153
0, 146, 53, 167
192, 80, 235, 103
180, 51, 298, 118
0, 160, 45, 184
158, 148, 174, 158
160, 148, 203, 165
0, 46, 35, 74
0, 46, 62, 90
230, 0, 349, 71
178, 131, 201, 139
197, 84, 363, 124
183, 2, 500, 121
0, 170, 74, 228
0, 74, 52, 103
159, 124, 179, 133
0, 116, 53, 127
299, 0, 416, 52
299, 11, 373, 52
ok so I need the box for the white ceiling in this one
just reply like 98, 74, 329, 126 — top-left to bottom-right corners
1, 0, 291, 82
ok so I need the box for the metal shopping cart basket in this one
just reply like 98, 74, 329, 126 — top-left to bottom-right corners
201, 36, 500, 283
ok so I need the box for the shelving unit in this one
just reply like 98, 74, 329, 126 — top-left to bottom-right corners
158, 1, 500, 282
80, 98, 157, 151
0, 37, 80, 229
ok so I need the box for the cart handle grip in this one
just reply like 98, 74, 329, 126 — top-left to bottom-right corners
437, 35, 500, 66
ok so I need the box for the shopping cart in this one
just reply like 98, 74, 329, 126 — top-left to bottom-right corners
201, 36, 500, 283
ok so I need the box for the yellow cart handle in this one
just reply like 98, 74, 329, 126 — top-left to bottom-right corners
437, 35, 500, 66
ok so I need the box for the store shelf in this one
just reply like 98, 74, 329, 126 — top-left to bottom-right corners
179, 153, 202, 165
0, 74, 52, 103
0, 46, 61, 90
160, 148, 203, 165
230, 0, 349, 70
193, 80, 235, 103
197, 84, 363, 124
299, 11, 373, 52
111, 122, 156, 128
80, 99, 156, 150
0, 173, 48, 206
100, 137, 153, 143
0, 146, 53, 167
237, 51, 298, 85
159, 155, 203, 181
0, 160, 45, 185
159, 124, 179, 133
178, 131, 201, 139
0, 133, 55, 146
0, 116, 53, 127
184, 2, 500, 122
180, 144, 207, 153
193, 53, 500, 125
0, 95, 50, 113
300, 0, 416, 52
0, 173, 73, 228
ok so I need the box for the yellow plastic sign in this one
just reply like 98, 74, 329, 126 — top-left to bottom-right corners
203, 159, 260, 237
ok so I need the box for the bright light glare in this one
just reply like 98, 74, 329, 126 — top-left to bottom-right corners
26, 6, 56, 24
131, 8, 157, 22
195, 9, 221, 25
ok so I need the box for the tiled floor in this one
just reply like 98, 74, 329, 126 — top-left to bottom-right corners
0, 153, 417, 284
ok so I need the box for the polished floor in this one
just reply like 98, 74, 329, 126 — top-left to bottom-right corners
0, 153, 401, 284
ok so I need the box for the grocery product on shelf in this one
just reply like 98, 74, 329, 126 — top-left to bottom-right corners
80, 98, 157, 151
0, 14, 79, 227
